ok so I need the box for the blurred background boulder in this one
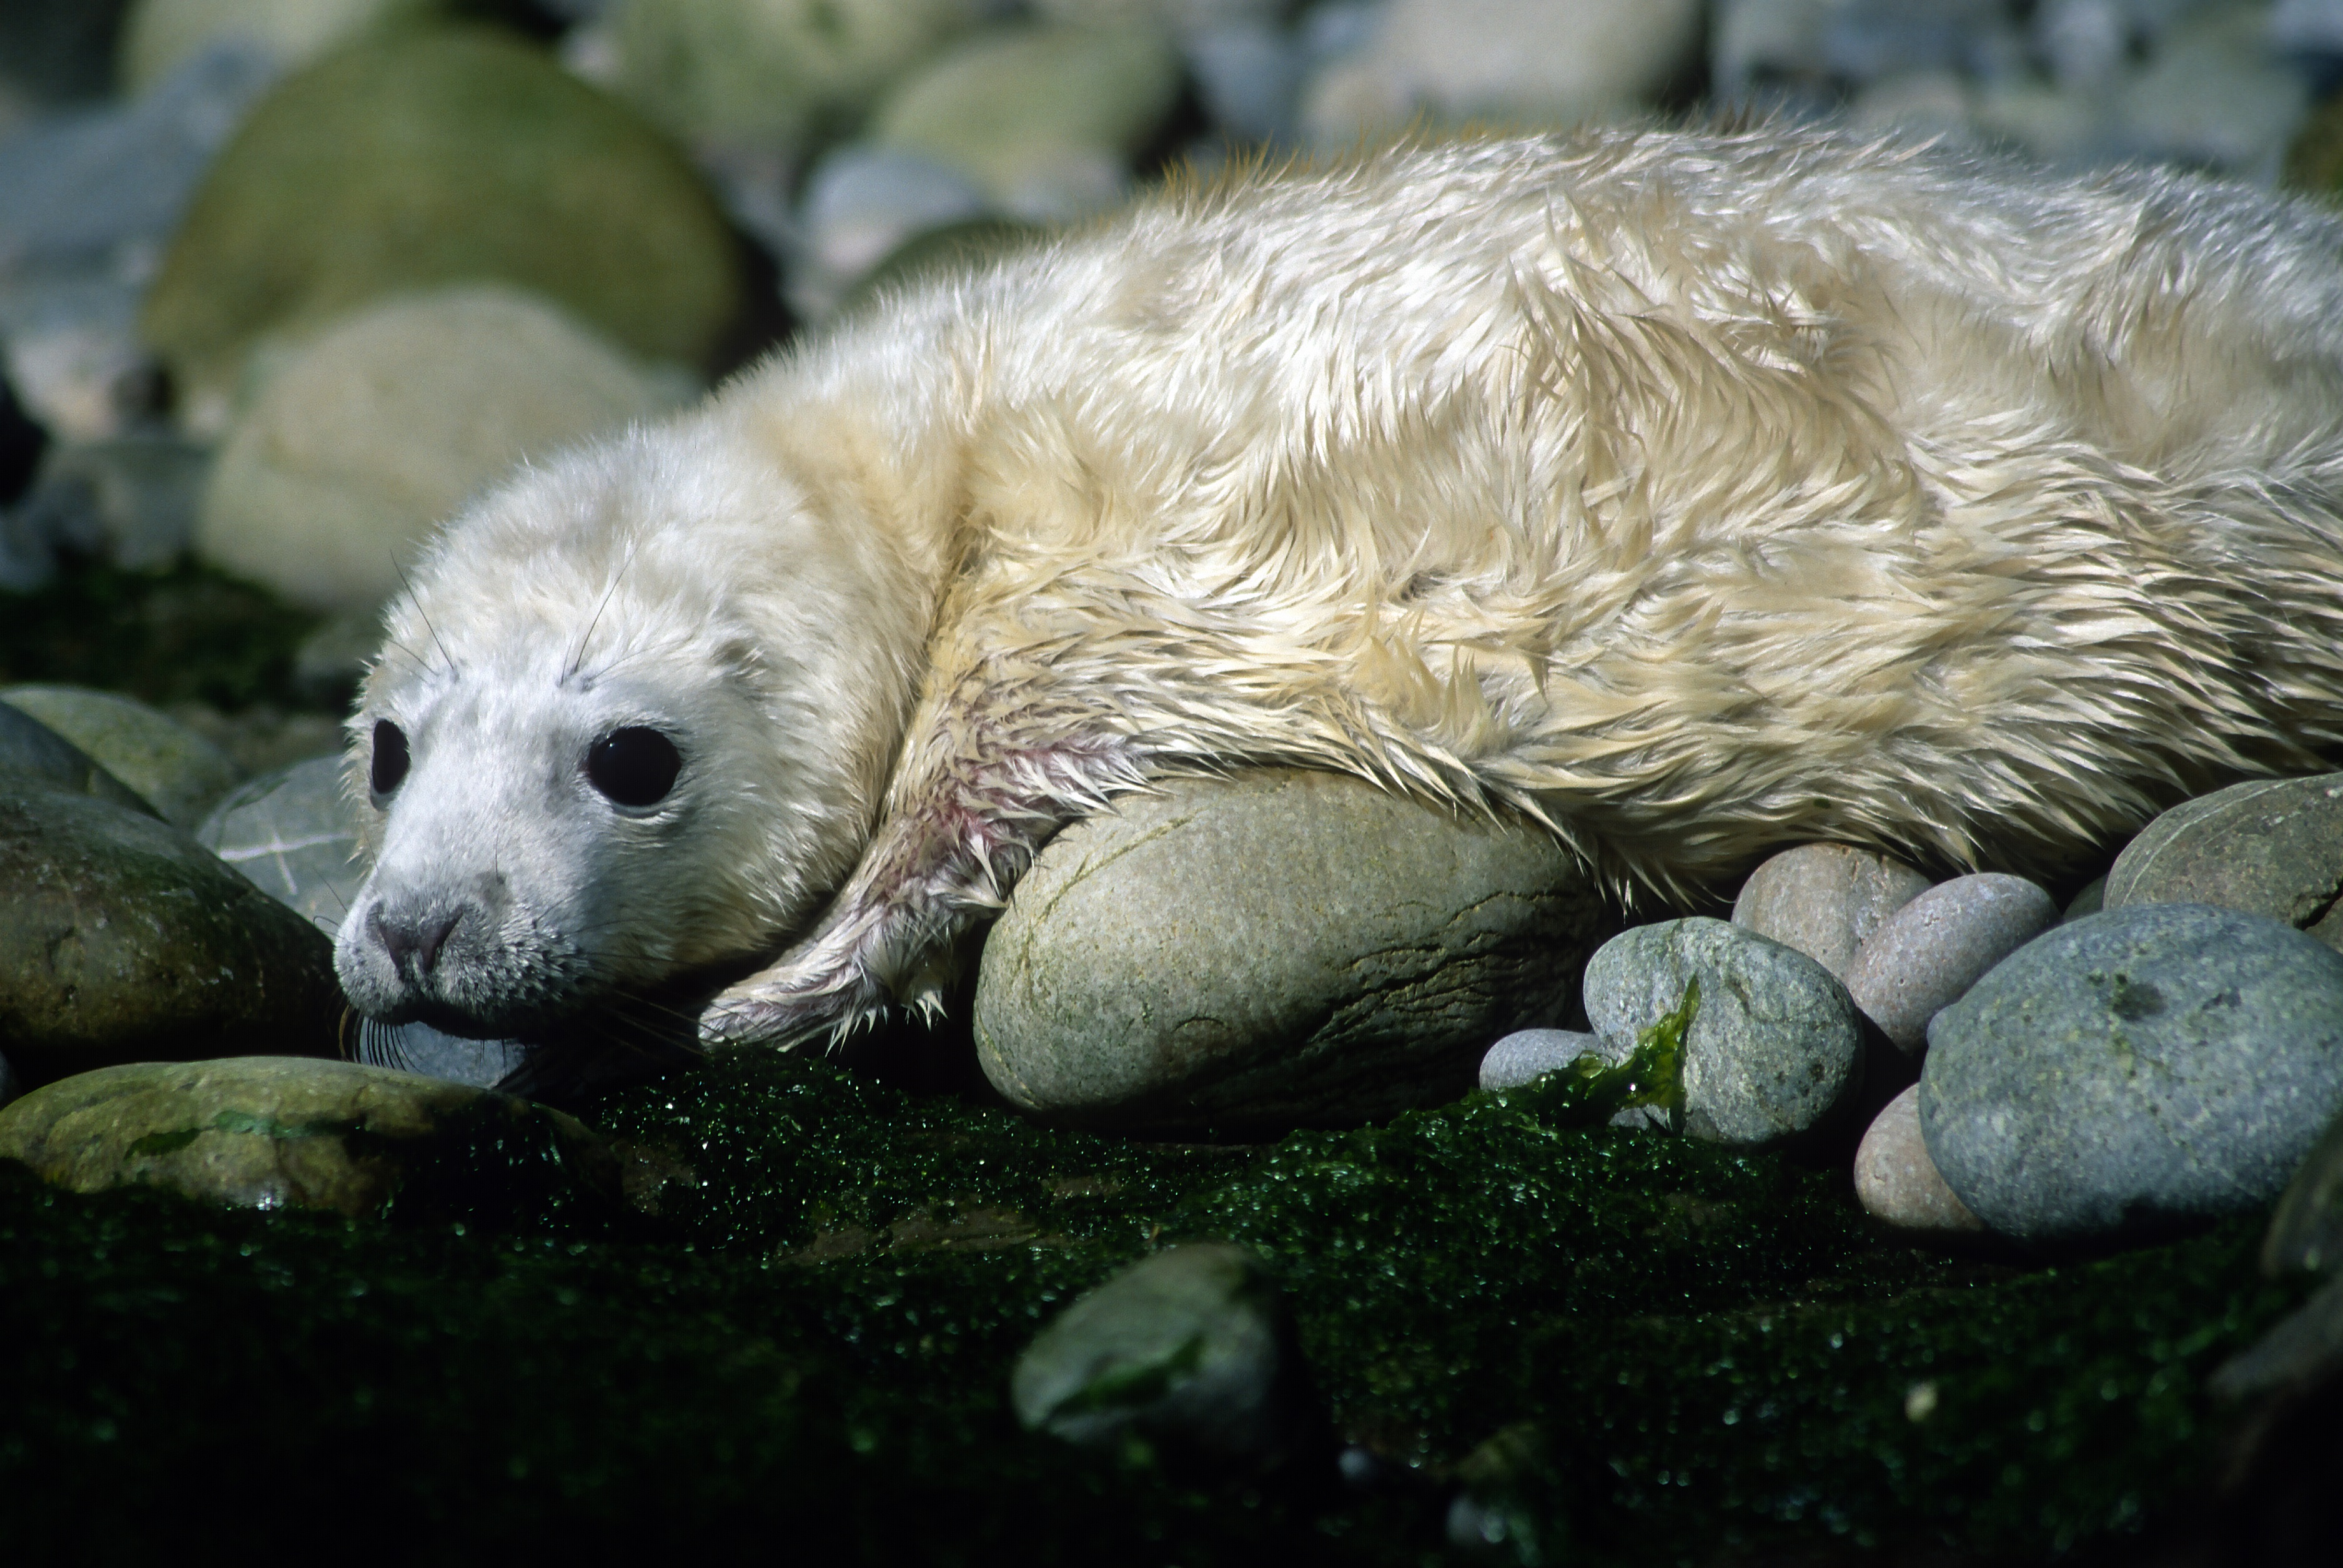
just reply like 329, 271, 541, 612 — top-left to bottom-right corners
194, 285, 693, 612
140, 24, 741, 430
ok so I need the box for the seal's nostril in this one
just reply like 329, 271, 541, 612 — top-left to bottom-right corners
414, 910, 460, 975
372, 907, 462, 979
370, 908, 412, 971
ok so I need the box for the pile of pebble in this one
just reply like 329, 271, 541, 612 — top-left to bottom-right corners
1485, 777, 2343, 1251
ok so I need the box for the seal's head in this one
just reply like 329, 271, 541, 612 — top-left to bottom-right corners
332, 418, 926, 1037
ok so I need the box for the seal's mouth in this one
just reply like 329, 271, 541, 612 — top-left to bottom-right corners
339, 982, 714, 1108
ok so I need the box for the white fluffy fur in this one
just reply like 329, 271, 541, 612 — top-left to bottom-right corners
336, 124, 2343, 1047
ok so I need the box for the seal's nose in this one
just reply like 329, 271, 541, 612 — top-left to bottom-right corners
370, 906, 462, 980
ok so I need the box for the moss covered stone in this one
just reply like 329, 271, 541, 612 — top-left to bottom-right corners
0, 776, 342, 1086
1, 683, 244, 828
141, 26, 743, 416
0, 1057, 621, 1221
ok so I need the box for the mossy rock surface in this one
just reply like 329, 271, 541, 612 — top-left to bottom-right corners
0, 1056, 619, 1220
0, 1045, 2309, 1558
0, 776, 342, 1085
141, 25, 743, 409
2286, 90, 2343, 197
1, 683, 244, 828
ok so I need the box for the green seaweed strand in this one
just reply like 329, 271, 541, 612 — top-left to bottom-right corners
1535, 975, 1695, 1133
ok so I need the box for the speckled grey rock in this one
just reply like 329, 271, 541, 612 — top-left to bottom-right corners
1854, 1083, 1983, 1235
1845, 874, 2058, 1055
2, 683, 244, 827
1730, 842, 1931, 981
2262, 1106, 2343, 1277
2064, 875, 2106, 922
1921, 903, 2343, 1246
0, 774, 342, 1087
2104, 773, 2343, 952
0, 1057, 619, 1220
196, 753, 357, 935
974, 769, 1602, 1135
0, 698, 160, 817
1479, 1028, 1603, 1092
1011, 1241, 1320, 1475
1580, 917, 1865, 1150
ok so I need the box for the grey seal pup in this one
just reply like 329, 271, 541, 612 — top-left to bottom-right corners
332, 124, 2343, 1052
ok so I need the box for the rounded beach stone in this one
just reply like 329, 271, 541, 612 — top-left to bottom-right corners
2262, 1107, 2343, 1277
1580, 917, 1865, 1150
2, 683, 244, 828
1301, 0, 1702, 147
119, 0, 441, 92
791, 144, 989, 316
973, 769, 1601, 1135
9, 435, 214, 573
1921, 903, 2343, 1246
873, 22, 1183, 220
1479, 1027, 1603, 1092
2103, 772, 2343, 952
0, 699, 160, 818
1730, 841, 1931, 980
0, 1056, 619, 1220
197, 285, 689, 611
141, 26, 741, 418
196, 752, 356, 934
1853, 1083, 1983, 1235
1011, 1241, 1319, 1475
1844, 873, 2058, 1055
0, 774, 342, 1087
612, 0, 978, 145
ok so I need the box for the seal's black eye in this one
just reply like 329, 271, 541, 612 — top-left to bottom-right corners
586, 727, 681, 807
370, 721, 409, 797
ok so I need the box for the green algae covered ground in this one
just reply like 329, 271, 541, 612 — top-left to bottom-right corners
0, 1048, 2309, 1563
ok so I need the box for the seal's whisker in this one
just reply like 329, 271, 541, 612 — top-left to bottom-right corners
564, 534, 645, 683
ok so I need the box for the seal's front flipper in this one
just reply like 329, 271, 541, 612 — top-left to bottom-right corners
700, 667, 1146, 1050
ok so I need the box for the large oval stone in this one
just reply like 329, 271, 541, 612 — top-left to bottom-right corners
1921, 903, 2343, 1246
1, 698, 158, 817
142, 26, 742, 418
2103, 772, 2343, 951
0, 1057, 620, 1220
973, 770, 1600, 1134
196, 285, 691, 612
0, 776, 342, 1086
2, 682, 244, 827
